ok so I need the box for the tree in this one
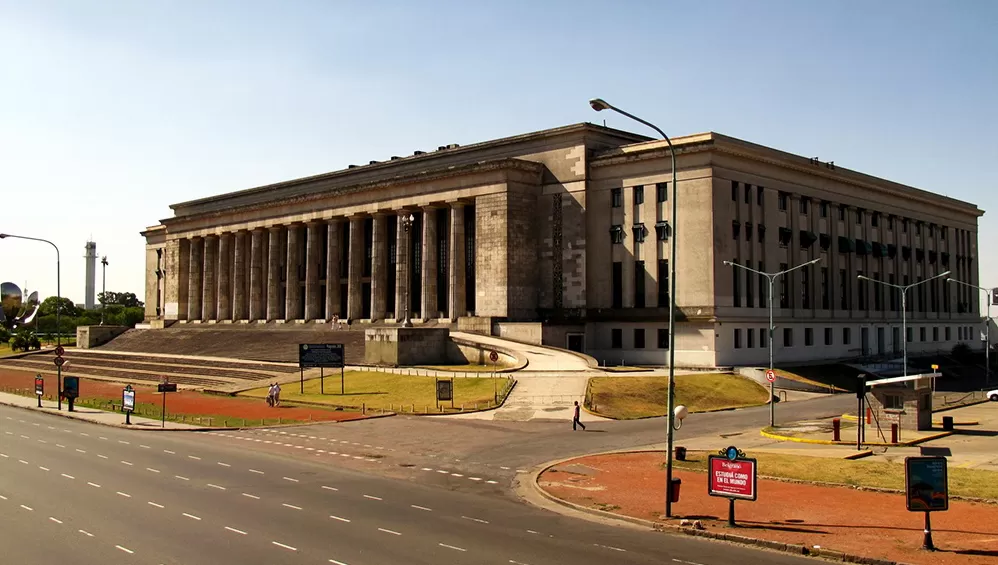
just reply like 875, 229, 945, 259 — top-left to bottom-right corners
38, 296, 81, 318
98, 291, 144, 308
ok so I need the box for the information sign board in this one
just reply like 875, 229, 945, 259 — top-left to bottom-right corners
708, 455, 758, 501
299, 344, 345, 369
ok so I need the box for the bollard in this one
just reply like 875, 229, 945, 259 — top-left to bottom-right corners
832, 418, 841, 442
362, 403, 366, 415
891, 423, 899, 444
866, 406, 872, 425
942, 416, 954, 431
670, 478, 682, 503
411, 403, 414, 413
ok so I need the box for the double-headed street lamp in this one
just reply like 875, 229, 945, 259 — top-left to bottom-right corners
946, 278, 993, 385
723, 258, 821, 427
589, 98, 680, 517
858, 270, 951, 378
100, 256, 108, 326
0, 233, 64, 410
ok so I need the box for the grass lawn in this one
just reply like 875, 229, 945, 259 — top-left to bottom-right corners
587, 374, 769, 419
0, 344, 21, 359
670, 451, 998, 501
241, 371, 512, 412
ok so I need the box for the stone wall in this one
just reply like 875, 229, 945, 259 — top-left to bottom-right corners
495, 322, 543, 345
869, 384, 933, 432
76, 325, 130, 349
364, 328, 449, 366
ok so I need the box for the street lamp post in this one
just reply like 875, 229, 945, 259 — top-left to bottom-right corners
723, 258, 821, 427
947, 278, 993, 386
0, 233, 63, 410
100, 256, 108, 325
859, 270, 951, 378
589, 98, 680, 517
399, 214, 415, 328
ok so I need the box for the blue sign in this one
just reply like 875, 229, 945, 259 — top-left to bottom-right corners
63, 376, 79, 399
905, 456, 948, 512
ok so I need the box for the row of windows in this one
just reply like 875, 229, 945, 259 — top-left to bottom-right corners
610, 260, 669, 309
610, 222, 671, 244
733, 325, 978, 349
609, 328, 670, 349
611, 183, 669, 208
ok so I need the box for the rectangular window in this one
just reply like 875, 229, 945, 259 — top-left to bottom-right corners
920, 327, 926, 342
745, 261, 754, 308
903, 219, 909, 233
805, 328, 814, 346
824, 327, 833, 346
634, 261, 645, 308
611, 188, 622, 208
874, 273, 882, 311
856, 209, 863, 225
940, 227, 946, 240
801, 265, 811, 309
872, 213, 879, 228
757, 225, 766, 243
634, 328, 645, 349
945, 326, 951, 341
778, 228, 792, 248
821, 267, 830, 309
610, 225, 624, 244
820, 201, 829, 218
783, 328, 793, 347
839, 205, 846, 221
916, 223, 922, 236
734, 329, 742, 349
747, 328, 755, 348
633, 224, 647, 243
611, 262, 623, 309
884, 394, 903, 410
779, 262, 789, 308
757, 186, 764, 206
929, 224, 934, 238
731, 180, 738, 201
733, 264, 741, 308
658, 260, 669, 307
907, 327, 913, 343
745, 223, 752, 241
744, 184, 751, 204
634, 185, 644, 205
655, 221, 671, 241
778, 192, 788, 211
758, 261, 766, 307
656, 182, 668, 203
657, 328, 669, 349
843, 327, 852, 345
839, 269, 848, 310
857, 270, 866, 310
933, 327, 939, 342
760, 326, 768, 348
611, 328, 622, 349
889, 274, 898, 310
888, 216, 895, 230
800, 197, 809, 214
732, 221, 741, 240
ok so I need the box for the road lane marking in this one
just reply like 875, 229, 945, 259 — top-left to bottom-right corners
450, 473, 464, 477
510, 560, 531, 565
121, 461, 133, 466
526, 530, 539, 534
500, 466, 511, 470
439, 543, 466, 552
329, 560, 350, 565
329, 515, 351, 523
0, 453, 6, 458
87, 482, 101, 488
411, 505, 432, 511
117, 492, 131, 498
469, 477, 482, 481
49, 517, 63, 524
118, 440, 130, 445
282, 477, 298, 482
115, 545, 133, 554
20, 434, 29, 439
139, 445, 150, 449
148, 502, 164, 508
183, 513, 201, 520
593, 543, 626, 552
218, 462, 230, 467
56, 444, 65, 448
242, 493, 260, 500
321, 486, 338, 492
208, 483, 226, 490
97, 454, 108, 459
79, 530, 93, 537
175, 475, 189, 481
363, 495, 382, 501
249, 469, 264, 474
436, 470, 448, 474
75, 449, 86, 453
147, 468, 160, 473
164, 450, 175, 454
487, 480, 498, 484
39, 466, 49, 471
98, 436, 107, 440
20, 505, 33, 511
378, 528, 401, 536
282, 503, 302, 510
17, 459, 29, 465
462, 516, 489, 524
272, 541, 297, 551
188, 455, 201, 460
226, 526, 247, 535
38, 440, 47, 444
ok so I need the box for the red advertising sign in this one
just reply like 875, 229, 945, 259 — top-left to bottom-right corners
708, 456, 758, 501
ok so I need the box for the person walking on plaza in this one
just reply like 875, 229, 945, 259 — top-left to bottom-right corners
573, 400, 586, 431
273, 382, 282, 407
266, 383, 276, 407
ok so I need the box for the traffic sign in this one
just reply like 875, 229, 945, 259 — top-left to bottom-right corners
54, 345, 65, 356
489, 350, 499, 363
53, 356, 65, 367
34, 375, 44, 396
765, 369, 776, 382
157, 383, 178, 393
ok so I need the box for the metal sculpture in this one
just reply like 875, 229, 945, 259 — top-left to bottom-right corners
0, 282, 41, 330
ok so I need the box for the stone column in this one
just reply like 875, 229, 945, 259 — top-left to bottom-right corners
395, 212, 411, 321
267, 226, 282, 321
202, 235, 218, 320
370, 213, 388, 321
346, 217, 364, 320
325, 219, 343, 319
304, 221, 323, 321
285, 223, 303, 321
448, 203, 466, 320
217, 232, 233, 321
249, 229, 265, 321
187, 237, 203, 321
233, 231, 248, 320
421, 207, 438, 319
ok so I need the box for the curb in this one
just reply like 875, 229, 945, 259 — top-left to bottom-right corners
526, 451, 906, 565
760, 428, 953, 447
841, 414, 979, 426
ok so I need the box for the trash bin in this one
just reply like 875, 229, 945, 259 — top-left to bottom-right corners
670, 478, 682, 503
942, 416, 954, 431
675, 446, 687, 461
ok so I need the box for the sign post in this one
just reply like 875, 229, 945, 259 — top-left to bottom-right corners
34, 374, 44, 407
62, 375, 79, 412
436, 378, 454, 411
708, 446, 758, 527
122, 385, 135, 426
54, 345, 65, 411
157, 380, 177, 428
490, 350, 499, 404
905, 456, 948, 551
298, 344, 346, 395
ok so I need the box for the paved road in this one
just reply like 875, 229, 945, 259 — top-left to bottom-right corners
0, 404, 824, 565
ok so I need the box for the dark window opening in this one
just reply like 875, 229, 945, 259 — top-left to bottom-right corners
611, 188, 622, 208
611, 328, 622, 349
634, 328, 645, 349
634, 261, 645, 308
656, 182, 668, 202
611, 262, 623, 309
634, 185, 644, 205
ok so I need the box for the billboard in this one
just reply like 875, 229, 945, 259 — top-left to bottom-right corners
708, 456, 758, 501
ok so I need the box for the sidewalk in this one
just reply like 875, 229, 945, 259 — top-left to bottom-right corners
0, 391, 201, 430
536, 451, 998, 565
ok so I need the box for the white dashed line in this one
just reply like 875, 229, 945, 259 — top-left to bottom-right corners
411, 505, 432, 511
272, 541, 297, 551
593, 543, 626, 552
500, 466, 511, 470
97, 454, 108, 459
175, 475, 189, 481
510, 560, 531, 565
0, 453, 6, 458
115, 545, 134, 554
56, 444, 65, 448
226, 526, 247, 535
329, 515, 351, 523
451, 473, 464, 477
363, 495, 382, 501
208, 484, 226, 490
218, 462, 231, 467
164, 450, 175, 454
242, 493, 260, 500
282, 503, 302, 510
118, 440, 130, 445
18, 459, 29, 465
282, 477, 299, 483
439, 543, 466, 552
20, 434, 29, 439
98, 437, 107, 440
39, 466, 50, 471
61, 474, 75, 479
121, 461, 133, 466
329, 559, 350, 565
139, 445, 150, 449
249, 469, 264, 474
188, 455, 201, 460
321, 485, 338, 491
20, 504, 33, 511
462, 516, 489, 524
87, 482, 101, 488
75, 449, 86, 453
148, 502, 164, 508
378, 528, 401, 536
183, 513, 201, 521
117, 492, 131, 498
487, 480, 499, 484
49, 517, 63, 524
469, 477, 482, 481
527, 530, 540, 534
146, 468, 160, 473
38, 440, 47, 444
79, 529, 93, 537
436, 470, 448, 474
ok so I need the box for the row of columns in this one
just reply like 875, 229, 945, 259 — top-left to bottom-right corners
182, 204, 469, 323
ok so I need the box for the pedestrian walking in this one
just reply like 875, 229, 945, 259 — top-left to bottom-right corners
266, 383, 276, 407
573, 400, 586, 431
273, 383, 282, 407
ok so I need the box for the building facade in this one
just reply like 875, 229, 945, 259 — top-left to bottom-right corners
142, 124, 985, 367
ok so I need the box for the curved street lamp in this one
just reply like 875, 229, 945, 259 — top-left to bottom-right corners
947, 278, 993, 385
589, 98, 679, 517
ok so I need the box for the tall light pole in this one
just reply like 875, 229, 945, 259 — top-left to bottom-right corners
859, 270, 951, 378
399, 213, 415, 328
100, 256, 108, 325
590, 98, 680, 517
723, 257, 821, 427
947, 278, 993, 386
0, 233, 63, 410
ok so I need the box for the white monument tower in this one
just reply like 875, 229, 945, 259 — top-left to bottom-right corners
84, 241, 97, 309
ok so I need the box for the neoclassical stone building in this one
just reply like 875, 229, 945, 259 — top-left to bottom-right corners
142, 123, 984, 367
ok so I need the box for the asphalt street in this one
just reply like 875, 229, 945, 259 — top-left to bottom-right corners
0, 400, 839, 565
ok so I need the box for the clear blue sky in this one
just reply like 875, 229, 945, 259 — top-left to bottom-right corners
1, 0, 995, 307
